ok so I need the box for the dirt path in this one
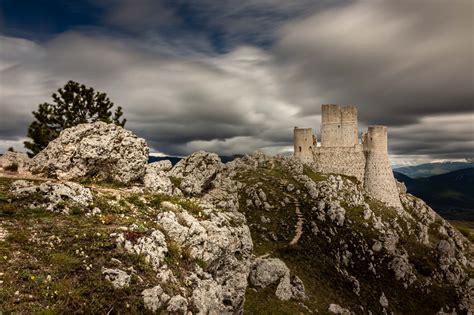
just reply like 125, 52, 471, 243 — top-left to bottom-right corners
289, 199, 304, 245
279, 182, 305, 246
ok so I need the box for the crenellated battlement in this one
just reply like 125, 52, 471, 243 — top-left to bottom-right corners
294, 105, 402, 209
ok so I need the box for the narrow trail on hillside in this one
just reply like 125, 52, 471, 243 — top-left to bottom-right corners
289, 199, 304, 245
279, 182, 305, 246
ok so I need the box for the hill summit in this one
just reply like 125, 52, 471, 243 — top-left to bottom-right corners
0, 121, 472, 314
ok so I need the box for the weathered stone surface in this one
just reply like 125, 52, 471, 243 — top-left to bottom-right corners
0, 226, 8, 241
380, 292, 389, 308
0, 152, 31, 175
10, 180, 92, 213
102, 268, 131, 289
328, 303, 352, 314
249, 257, 306, 301
116, 230, 168, 270
169, 151, 222, 196
249, 257, 289, 288
166, 295, 188, 313
29, 122, 148, 183
142, 285, 170, 312
155, 207, 253, 313
144, 161, 173, 194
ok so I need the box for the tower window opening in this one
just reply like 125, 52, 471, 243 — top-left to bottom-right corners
299, 146, 302, 152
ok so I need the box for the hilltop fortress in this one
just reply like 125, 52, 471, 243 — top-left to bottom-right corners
294, 104, 402, 209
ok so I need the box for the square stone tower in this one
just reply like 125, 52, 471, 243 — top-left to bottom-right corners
320, 104, 358, 147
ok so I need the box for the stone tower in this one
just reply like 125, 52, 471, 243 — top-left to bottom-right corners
320, 104, 358, 147
363, 126, 402, 209
293, 127, 315, 163
293, 105, 402, 209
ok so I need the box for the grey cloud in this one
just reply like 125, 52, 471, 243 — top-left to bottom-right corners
0, 0, 472, 162
274, 0, 473, 125
0, 33, 302, 156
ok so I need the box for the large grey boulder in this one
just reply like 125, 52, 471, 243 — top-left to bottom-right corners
169, 151, 222, 196
0, 152, 31, 175
29, 122, 149, 184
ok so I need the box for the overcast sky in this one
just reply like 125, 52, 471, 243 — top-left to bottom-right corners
0, 0, 473, 165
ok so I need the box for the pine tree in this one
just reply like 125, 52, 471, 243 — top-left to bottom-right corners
24, 80, 126, 157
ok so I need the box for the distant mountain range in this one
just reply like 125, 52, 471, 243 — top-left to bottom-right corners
394, 167, 474, 221
394, 161, 474, 178
148, 155, 243, 165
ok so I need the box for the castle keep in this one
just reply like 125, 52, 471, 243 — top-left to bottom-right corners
294, 104, 402, 209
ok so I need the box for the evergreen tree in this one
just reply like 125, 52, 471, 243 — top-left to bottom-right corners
24, 80, 126, 156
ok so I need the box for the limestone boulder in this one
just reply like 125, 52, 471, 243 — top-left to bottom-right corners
10, 180, 93, 214
249, 257, 307, 301
29, 122, 149, 184
169, 151, 222, 196
0, 152, 31, 175
144, 160, 174, 194
249, 257, 290, 288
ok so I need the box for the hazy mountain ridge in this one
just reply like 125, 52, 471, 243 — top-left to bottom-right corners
394, 161, 474, 178
394, 168, 474, 221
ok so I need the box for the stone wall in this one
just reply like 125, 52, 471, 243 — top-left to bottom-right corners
294, 106, 402, 209
363, 126, 402, 209
294, 127, 315, 164
312, 146, 366, 183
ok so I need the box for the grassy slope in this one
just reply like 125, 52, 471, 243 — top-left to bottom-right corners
0, 176, 205, 314
0, 167, 471, 314
236, 163, 466, 314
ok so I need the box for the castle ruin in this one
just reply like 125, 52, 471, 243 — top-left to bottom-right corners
294, 104, 402, 209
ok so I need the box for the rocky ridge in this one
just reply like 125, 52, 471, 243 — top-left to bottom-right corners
0, 122, 472, 314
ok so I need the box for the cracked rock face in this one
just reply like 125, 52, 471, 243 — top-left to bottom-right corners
169, 151, 223, 196
143, 161, 174, 194
156, 208, 253, 313
29, 122, 149, 183
10, 180, 93, 213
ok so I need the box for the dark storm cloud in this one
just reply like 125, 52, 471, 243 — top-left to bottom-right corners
274, 0, 473, 126
0, 0, 472, 162
97, 0, 345, 50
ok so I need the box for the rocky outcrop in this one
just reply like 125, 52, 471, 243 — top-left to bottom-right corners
115, 202, 253, 313
0, 152, 31, 175
10, 180, 92, 213
169, 151, 222, 196
143, 160, 174, 194
29, 122, 148, 184
249, 257, 307, 301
